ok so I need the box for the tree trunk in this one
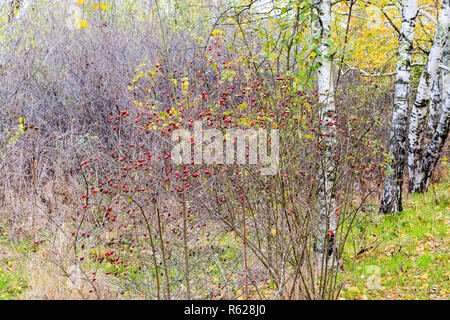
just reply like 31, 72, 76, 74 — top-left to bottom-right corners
408, 0, 449, 193
313, 0, 337, 273
425, 68, 442, 140
417, 32, 450, 192
379, 0, 418, 214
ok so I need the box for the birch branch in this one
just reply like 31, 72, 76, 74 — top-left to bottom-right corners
341, 65, 396, 77
418, 9, 438, 24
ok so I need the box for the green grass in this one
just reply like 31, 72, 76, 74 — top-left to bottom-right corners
340, 177, 449, 300
0, 228, 29, 299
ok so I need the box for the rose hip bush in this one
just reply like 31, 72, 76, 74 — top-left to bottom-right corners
56, 36, 386, 299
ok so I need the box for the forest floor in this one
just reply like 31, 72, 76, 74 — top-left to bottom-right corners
0, 175, 448, 300
340, 174, 449, 299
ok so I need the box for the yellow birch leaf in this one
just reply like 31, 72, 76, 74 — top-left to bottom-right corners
100, 3, 107, 10
79, 19, 89, 28
93, 3, 99, 9
77, 0, 84, 6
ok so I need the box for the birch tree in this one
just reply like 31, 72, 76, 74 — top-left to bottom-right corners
313, 0, 337, 271
426, 69, 442, 139
408, 0, 449, 193
379, 0, 418, 213
417, 33, 450, 192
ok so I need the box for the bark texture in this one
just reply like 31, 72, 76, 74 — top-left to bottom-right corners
418, 32, 450, 192
380, 0, 418, 213
426, 69, 442, 139
313, 0, 338, 272
408, 0, 449, 193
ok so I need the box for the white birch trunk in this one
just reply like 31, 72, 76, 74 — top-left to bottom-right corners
408, 0, 449, 193
418, 31, 450, 192
426, 69, 442, 140
313, 0, 337, 272
380, 0, 418, 213
420, 87, 450, 192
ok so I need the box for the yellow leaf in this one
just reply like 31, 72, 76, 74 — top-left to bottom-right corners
211, 29, 220, 36
93, 4, 99, 9
420, 273, 428, 280
237, 102, 248, 110
270, 228, 276, 236
77, 0, 84, 6
181, 77, 189, 95
100, 4, 107, 10
79, 19, 89, 28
